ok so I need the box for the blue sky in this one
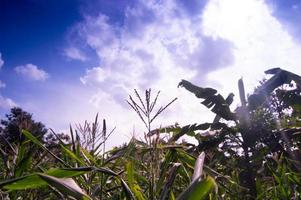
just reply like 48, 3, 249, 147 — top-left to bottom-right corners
1, 0, 301, 147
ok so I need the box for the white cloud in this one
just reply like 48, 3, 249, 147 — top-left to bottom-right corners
0, 53, 4, 69
23, 0, 301, 149
64, 47, 87, 61
73, 0, 233, 133
15, 64, 49, 81
80, 67, 106, 85
0, 95, 17, 109
78, 1, 234, 87
202, 0, 301, 98
0, 80, 6, 88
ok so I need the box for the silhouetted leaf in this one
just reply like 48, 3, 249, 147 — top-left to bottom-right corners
179, 80, 235, 121
248, 68, 301, 109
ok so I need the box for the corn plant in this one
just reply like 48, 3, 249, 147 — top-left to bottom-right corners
124, 89, 217, 200
0, 114, 135, 199
178, 68, 301, 199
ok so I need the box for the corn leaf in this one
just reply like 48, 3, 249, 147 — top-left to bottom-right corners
159, 163, 181, 200
0, 167, 116, 190
176, 176, 216, 200
38, 173, 91, 200
60, 144, 86, 166
120, 178, 136, 200
126, 161, 146, 200
21, 130, 67, 166
192, 152, 205, 182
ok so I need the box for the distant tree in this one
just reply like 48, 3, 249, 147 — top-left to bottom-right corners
0, 107, 48, 144
44, 132, 70, 148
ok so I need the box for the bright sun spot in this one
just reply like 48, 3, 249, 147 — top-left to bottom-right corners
202, 0, 301, 103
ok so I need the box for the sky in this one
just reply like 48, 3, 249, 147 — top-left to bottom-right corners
1, 0, 301, 147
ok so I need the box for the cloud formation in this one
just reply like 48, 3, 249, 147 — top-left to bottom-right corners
76, 0, 234, 107
80, 67, 106, 84
45, 0, 233, 142
65, 0, 237, 139
13, 0, 301, 148
0, 95, 16, 109
63, 0, 301, 141
202, 0, 301, 96
0, 53, 4, 69
15, 64, 49, 81
64, 47, 87, 61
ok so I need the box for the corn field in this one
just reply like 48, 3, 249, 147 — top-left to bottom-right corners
0, 68, 301, 200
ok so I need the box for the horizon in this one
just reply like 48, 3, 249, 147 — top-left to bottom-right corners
1, 0, 301, 148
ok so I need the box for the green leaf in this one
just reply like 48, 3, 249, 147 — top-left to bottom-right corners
177, 149, 195, 169
81, 148, 97, 165
60, 144, 86, 166
46, 167, 93, 177
14, 142, 32, 177
14, 155, 32, 177
126, 161, 135, 184
126, 161, 145, 200
1, 168, 89, 190
21, 130, 67, 166
120, 178, 136, 200
176, 176, 216, 200
38, 173, 91, 200
0, 166, 119, 191
0, 174, 42, 190
94, 166, 118, 176
21, 130, 45, 149
159, 163, 181, 200
156, 150, 177, 193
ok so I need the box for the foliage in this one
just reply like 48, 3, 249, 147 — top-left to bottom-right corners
0, 68, 300, 199
178, 68, 301, 199
0, 115, 216, 199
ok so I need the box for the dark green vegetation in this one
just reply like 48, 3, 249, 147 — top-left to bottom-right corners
0, 68, 300, 199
